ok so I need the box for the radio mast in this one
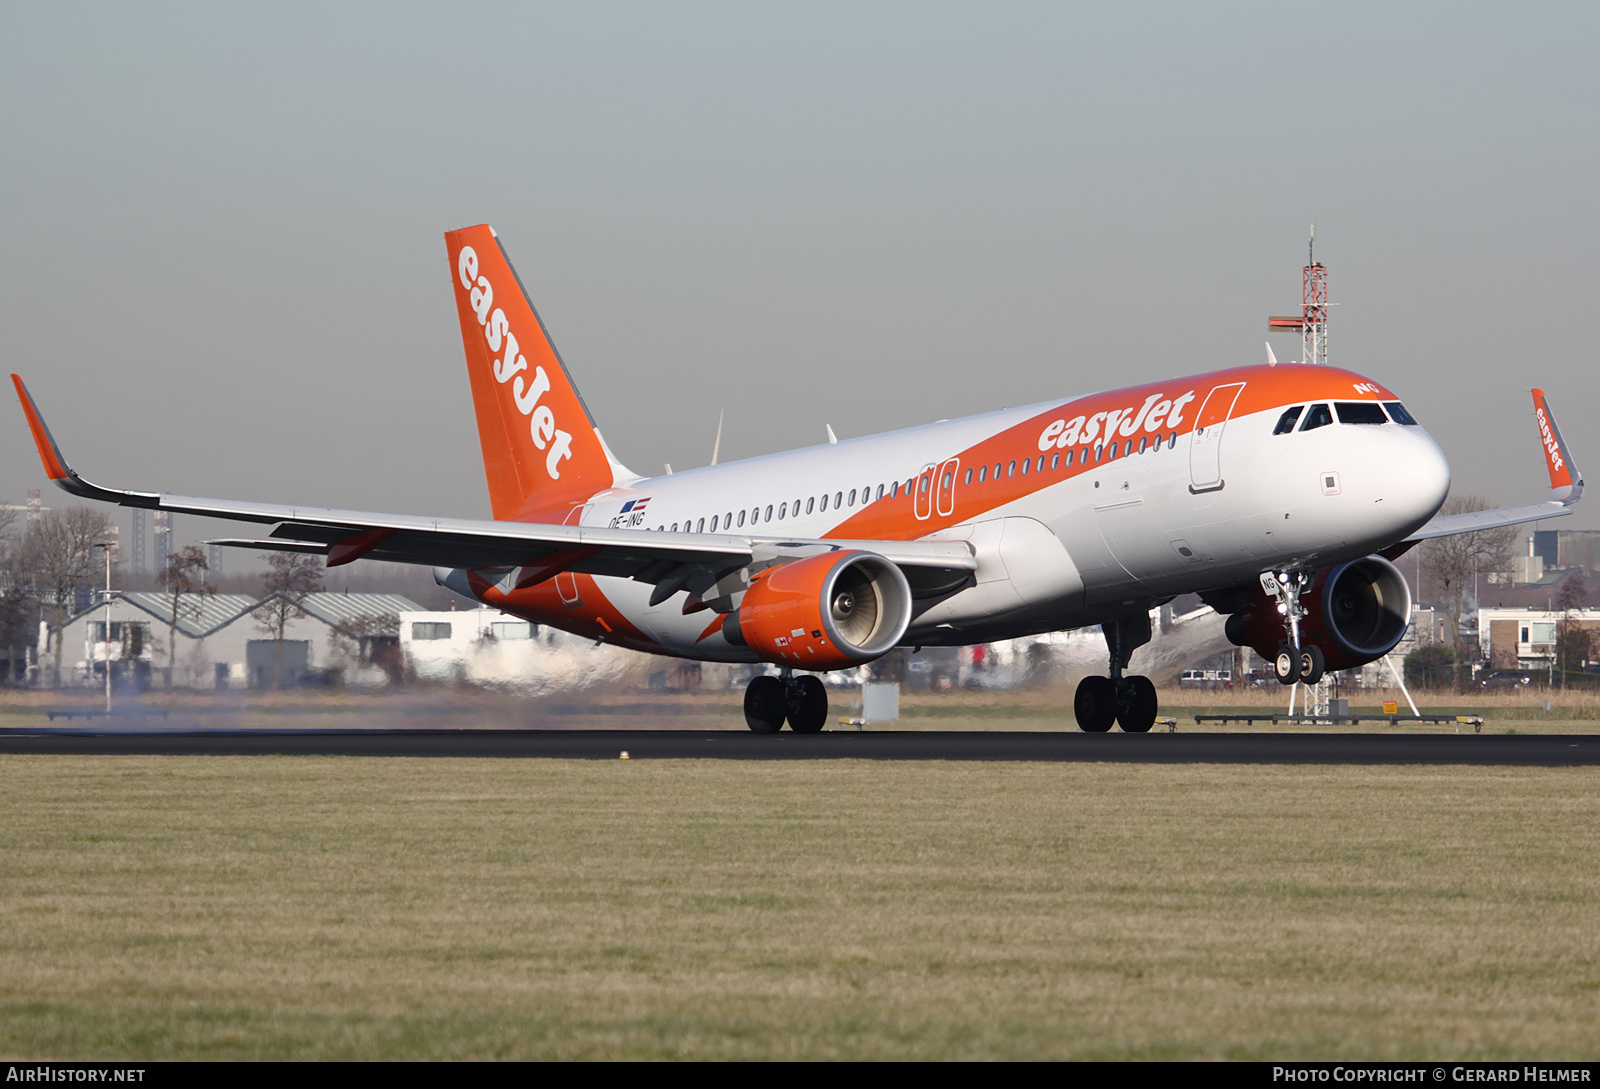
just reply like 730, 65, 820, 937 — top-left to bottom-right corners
1268, 225, 1329, 365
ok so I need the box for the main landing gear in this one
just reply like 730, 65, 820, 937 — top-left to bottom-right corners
744, 669, 829, 733
1074, 611, 1158, 733
1263, 569, 1325, 686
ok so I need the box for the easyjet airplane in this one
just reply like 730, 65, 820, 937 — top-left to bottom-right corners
11, 225, 1585, 732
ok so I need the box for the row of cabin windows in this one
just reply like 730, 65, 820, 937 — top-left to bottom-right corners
1273, 401, 1418, 435
647, 430, 1184, 533
961, 431, 1180, 487
666, 480, 912, 533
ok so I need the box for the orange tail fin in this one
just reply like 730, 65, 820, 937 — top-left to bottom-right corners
445, 225, 630, 521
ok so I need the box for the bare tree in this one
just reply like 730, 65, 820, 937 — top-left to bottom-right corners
329, 612, 402, 684
0, 505, 37, 686
22, 507, 113, 688
252, 552, 324, 688
1555, 572, 1591, 689
1417, 494, 1517, 690
156, 545, 213, 688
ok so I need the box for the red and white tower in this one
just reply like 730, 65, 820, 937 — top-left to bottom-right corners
1268, 225, 1329, 366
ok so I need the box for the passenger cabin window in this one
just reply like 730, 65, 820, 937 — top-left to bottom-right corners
1385, 402, 1419, 425
964, 468, 973, 485
1299, 403, 1334, 431
1335, 402, 1388, 425
1273, 406, 1304, 434
806, 497, 815, 514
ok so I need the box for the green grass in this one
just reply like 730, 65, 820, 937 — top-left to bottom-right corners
2, 757, 1598, 1059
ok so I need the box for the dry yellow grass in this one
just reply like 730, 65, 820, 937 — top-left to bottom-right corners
1, 757, 1597, 1059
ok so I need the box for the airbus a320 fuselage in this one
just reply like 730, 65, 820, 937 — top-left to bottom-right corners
12, 223, 1583, 732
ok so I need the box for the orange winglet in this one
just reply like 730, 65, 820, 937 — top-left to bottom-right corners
326, 528, 396, 568
11, 374, 73, 482
1531, 389, 1576, 493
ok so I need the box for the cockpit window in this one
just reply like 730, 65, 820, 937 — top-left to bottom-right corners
1385, 402, 1418, 425
1299, 403, 1333, 431
1273, 406, 1304, 435
1336, 402, 1388, 425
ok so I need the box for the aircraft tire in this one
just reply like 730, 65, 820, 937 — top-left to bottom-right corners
1274, 646, 1299, 686
1298, 645, 1326, 685
1074, 675, 1117, 732
744, 675, 787, 733
1118, 675, 1158, 733
786, 675, 828, 733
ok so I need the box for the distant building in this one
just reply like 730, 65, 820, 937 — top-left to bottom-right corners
399, 607, 647, 691
1533, 529, 1600, 573
45, 591, 421, 689
1478, 605, 1600, 670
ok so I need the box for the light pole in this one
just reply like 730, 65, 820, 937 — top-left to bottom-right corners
95, 541, 113, 714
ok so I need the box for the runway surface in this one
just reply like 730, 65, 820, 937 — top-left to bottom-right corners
2, 729, 1598, 764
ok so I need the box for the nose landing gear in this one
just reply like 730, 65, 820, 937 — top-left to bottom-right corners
1264, 569, 1326, 685
1074, 611, 1158, 733
744, 669, 829, 733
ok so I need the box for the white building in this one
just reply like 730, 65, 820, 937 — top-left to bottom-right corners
400, 607, 651, 692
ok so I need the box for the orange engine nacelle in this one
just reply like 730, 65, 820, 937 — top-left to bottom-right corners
724, 550, 913, 670
1223, 555, 1413, 673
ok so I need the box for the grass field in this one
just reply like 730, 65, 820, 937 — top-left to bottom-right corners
2, 756, 1597, 1059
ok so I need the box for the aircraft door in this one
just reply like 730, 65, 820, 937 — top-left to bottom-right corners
935, 458, 960, 518
914, 464, 936, 520
1188, 382, 1246, 493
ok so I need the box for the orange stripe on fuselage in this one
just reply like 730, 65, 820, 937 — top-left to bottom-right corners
827, 363, 1397, 541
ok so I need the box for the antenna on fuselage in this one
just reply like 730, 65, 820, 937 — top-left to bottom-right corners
710, 409, 723, 466
1266, 224, 1331, 366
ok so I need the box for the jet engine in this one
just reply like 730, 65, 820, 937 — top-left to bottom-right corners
1223, 555, 1413, 673
723, 550, 912, 670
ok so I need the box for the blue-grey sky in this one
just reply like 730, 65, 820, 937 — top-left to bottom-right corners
3, 2, 1596, 564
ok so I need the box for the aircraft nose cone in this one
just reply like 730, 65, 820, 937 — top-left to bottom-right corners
1377, 429, 1451, 533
